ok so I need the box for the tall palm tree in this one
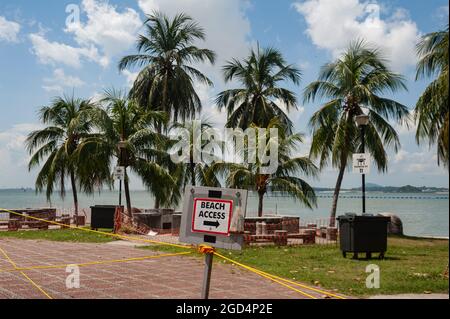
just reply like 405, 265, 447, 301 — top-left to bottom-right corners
26, 96, 97, 222
169, 118, 221, 190
216, 46, 301, 132
211, 118, 318, 217
415, 26, 449, 167
77, 90, 174, 216
119, 11, 216, 125
304, 40, 409, 226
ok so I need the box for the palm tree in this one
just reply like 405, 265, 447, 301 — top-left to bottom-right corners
304, 40, 409, 226
169, 119, 221, 190
26, 96, 97, 222
119, 11, 216, 125
216, 46, 301, 132
415, 26, 449, 167
77, 90, 174, 216
211, 118, 318, 217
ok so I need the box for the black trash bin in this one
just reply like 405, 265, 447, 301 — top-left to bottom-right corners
337, 213, 390, 259
90, 205, 122, 229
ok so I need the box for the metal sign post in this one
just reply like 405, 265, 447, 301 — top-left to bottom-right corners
201, 252, 214, 299
353, 153, 370, 214
179, 186, 248, 299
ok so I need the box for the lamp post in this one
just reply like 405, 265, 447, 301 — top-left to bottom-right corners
117, 141, 127, 208
355, 114, 369, 214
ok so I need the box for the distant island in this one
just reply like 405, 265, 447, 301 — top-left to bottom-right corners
1, 185, 448, 194
315, 183, 449, 193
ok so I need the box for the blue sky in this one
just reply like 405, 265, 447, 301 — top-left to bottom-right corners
0, 0, 448, 189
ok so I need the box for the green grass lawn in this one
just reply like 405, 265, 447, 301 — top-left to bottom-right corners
0, 228, 116, 243
142, 236, 449, 297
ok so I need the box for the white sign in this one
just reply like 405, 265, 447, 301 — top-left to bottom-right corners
192, 198, 233, 236
180, 186, 248, 250
113, 166, 125, 180
353, 153, 370, 174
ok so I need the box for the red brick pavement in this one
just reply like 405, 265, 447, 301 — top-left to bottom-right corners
0, 238, 341, 299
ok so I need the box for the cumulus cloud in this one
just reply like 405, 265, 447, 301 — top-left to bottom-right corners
137, 0, 252, 82
0, 16, 20, 42
29, 33, 101, 68
390, 147, 442, 174
0, 123, 43, 188
293, 0, 421, 71
29, 0, 141, 69
42, 69, 85, 92
0, 125, 40, 172
65, 0, 142, 67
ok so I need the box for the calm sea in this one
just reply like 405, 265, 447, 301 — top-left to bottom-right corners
0, 189, 448, 237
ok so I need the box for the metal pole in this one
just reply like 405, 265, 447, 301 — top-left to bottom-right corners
361, 125, 366, 214
119, 180, 122, 207
118, 146, 123, 208
201, 253, 214, 299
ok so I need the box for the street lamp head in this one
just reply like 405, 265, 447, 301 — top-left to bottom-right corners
355, 114, 370, 127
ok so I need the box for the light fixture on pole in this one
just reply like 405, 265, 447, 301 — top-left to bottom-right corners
355, 114, 369, 214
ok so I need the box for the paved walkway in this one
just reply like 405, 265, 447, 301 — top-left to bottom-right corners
0, 238, 335, 299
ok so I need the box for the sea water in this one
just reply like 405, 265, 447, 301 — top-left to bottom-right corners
0, 189, 448, 237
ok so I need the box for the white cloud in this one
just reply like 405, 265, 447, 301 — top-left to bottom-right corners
0, 16, 20, 43
392, 110, 417, 136
193, 82, 227, 128
29, 33, 101, 68
137, 0, 252, 82
0, 123, 43, 188
275, 98, 306, 123
65, 0, 142, 67
29, 0, 141, 69
293, 0, 421, 71
0, 124, 39, 151
393, 149, 408, 163
435, 5, 449, 22
121, 69, 139, 88
390, 147, 442, 174
43, 69, 85, 92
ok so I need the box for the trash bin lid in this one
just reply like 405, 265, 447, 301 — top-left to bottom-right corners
337, 213, 356, 221
337, 214, 391, 222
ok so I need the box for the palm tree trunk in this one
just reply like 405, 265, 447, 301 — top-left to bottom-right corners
190, 160, 196, 186
257, 191, 265, 217
70, 171, 79, 226
153, 70, 169, 209
124, 170, 132, 217
330, 157, 347, 227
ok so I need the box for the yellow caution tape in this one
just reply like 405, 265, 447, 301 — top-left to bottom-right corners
1, 208, 347, 299
0, 246, 53, 299
0, 251, 192, 273
214, 252, 347, 300
0, 208, 192, 250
